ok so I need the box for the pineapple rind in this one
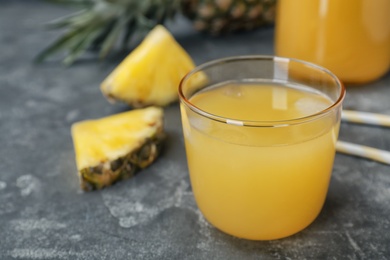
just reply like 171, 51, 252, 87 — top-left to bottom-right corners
79, 132, 165, 191
181, 0, 276, 35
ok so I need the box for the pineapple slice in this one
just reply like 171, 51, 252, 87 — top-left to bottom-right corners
101, 25, 196, 108
71, 107, 165, 191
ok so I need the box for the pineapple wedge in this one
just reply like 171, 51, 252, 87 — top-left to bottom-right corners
71, 107, 165, 191
101, 25, 196, 108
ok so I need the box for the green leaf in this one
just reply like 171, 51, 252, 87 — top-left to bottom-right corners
63, 24, 103, 65
34, 24, 92, 63
44, 0, 93, 7
136, 14, 155, 30
121, 19, 136, 48
37, 0, 181, 64
46, 10, 91, 29
99, 16, 129, 59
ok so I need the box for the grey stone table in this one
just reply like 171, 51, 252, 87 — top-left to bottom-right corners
1, 1, 389, 259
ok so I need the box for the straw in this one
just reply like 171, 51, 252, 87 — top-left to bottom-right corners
338, 110, 390, 165
342, 110, 390, 128
336, 141, 390, 166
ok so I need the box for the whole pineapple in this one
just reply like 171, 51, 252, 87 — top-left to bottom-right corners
37, 0, 276, 65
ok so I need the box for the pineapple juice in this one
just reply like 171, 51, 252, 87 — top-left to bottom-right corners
181, 82, 340, 240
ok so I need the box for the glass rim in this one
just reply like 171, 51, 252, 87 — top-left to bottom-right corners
178, 55, 346, 127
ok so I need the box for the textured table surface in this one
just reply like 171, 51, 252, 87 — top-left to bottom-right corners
1, 1, 390, 259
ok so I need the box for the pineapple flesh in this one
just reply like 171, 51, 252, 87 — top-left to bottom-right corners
101, 25, 196, 108
71, 107, 165, 191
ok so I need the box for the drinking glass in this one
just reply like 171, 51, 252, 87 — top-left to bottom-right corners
179, 56, 345, 240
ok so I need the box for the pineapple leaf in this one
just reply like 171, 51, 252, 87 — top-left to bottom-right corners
136, 15, 155, 30
121, 19, 136, 48
90, 20, 116, 49
99, 16, 130, 59
46, 10, 93, 29
35, 24, 93, 63
44, 0, 93, 7
63, 23, 103, 65
38, 0, 181, 64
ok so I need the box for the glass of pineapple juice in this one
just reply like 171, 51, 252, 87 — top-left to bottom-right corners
179, 56, 345, 240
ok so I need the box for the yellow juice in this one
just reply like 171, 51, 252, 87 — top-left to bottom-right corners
181, 82, 340, 240
275, 0, 390, 83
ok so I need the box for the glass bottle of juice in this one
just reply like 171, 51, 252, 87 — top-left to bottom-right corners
275, 0, 390, 84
